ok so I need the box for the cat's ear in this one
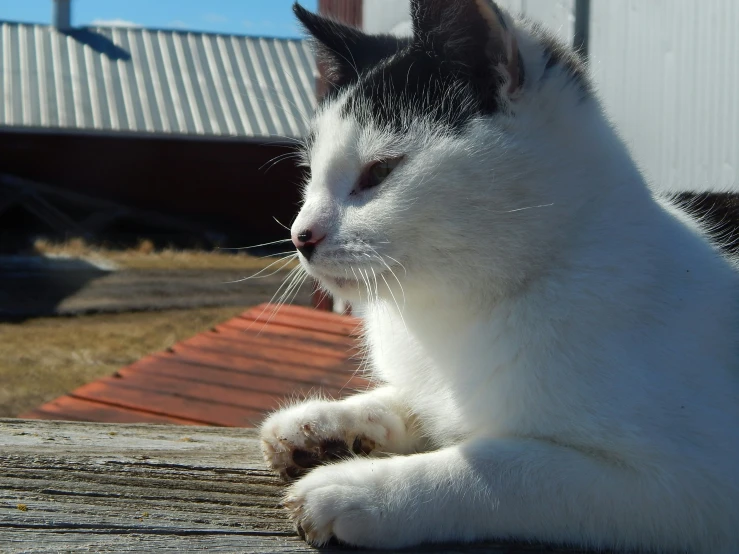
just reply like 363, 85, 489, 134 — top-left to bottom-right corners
293, 3, 408, 89
410, 0, 524, 99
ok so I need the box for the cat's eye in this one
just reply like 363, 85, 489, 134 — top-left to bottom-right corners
356, 157, 404, 193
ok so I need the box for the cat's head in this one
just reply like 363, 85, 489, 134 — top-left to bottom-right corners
291, 0, 595, 307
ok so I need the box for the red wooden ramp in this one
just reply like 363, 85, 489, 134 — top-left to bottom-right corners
21, 304, 368, 427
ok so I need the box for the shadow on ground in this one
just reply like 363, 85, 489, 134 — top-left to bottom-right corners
0, 256, 311, 321
0, 257, 113, 321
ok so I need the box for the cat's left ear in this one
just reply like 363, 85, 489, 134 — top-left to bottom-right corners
411, 0, 524, 100
294, 3, 408, 90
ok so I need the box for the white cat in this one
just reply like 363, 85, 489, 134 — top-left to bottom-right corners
260, 1, 739, 551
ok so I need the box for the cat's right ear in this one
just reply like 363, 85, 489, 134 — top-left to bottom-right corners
410, 0, 524, 100
293, 3, 407, 90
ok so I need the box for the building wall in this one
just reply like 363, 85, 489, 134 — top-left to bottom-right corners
362, 0, 410, 35
589, 0, 739, 192
497, 0, 575, 45
0, 131, 304, 243
360, 1, 574, 42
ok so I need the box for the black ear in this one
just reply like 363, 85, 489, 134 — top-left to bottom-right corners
293, 3, 408, 89
410, 0, 523, 98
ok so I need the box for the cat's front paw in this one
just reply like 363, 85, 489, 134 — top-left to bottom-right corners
260, 397, 404, 480
283, 459, 396, 548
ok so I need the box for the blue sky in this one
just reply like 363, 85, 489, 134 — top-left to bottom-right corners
0, 0, 318, 38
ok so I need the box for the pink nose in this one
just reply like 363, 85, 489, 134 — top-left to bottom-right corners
292, 229, 325, 261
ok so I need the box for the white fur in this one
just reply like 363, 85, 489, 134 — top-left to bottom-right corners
260, 12, 739, 553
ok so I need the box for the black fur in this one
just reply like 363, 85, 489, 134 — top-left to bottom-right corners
341, 42, 483, 133
672, 192, 739, 256
409, 0, 515, 116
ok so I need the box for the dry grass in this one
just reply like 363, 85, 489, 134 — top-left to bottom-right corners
33, 237, 298, 271
0, 306, 249, 418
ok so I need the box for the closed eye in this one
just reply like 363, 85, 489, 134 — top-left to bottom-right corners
355, 156, 404, 193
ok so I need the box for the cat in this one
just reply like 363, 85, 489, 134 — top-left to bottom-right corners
259, 0, 739, 551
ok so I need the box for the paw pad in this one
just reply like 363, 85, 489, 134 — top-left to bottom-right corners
281, 436, 376, 480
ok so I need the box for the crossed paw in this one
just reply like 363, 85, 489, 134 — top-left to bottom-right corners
260, 398, 403, 480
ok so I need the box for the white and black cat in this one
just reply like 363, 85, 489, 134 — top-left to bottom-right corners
260, 1, 739, 551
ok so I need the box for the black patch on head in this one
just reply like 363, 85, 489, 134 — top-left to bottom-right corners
298, 1, 591, 138
341, 44, 489, 133
337, 0, 534, 133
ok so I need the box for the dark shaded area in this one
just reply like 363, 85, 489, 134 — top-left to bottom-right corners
65, 28, 130, 61
0, 173, 227, 253
0, 264, 312, 322
671, 192, 739, 255
0, 257, 110, 321
0, 131, 304, 250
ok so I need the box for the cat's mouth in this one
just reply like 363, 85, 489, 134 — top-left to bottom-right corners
333, 276, 355, 287
308, 262, 404, 297
313, 270, 378, 291
318, 274, 359, 289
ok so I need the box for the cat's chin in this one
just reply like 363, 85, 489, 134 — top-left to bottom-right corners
307, 263, 404, 304
312, 272, 372, 303
316, 274, 360, 293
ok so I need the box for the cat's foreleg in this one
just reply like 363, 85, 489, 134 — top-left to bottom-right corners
285, 438, 725, 552
260, 386, 423, 479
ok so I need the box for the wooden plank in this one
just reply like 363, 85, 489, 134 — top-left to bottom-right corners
219, 317, 358, 349
0, 418, 576, 553
160, 347, 368, 390
173, 336, 359, 371
69, 380, 263, 427
206, 326, 360, 360
119, 355, 358, 396
242, 305, 361, 337
18, 396, 205, 425
107, 370, 283, 412
263, 302, 356, 325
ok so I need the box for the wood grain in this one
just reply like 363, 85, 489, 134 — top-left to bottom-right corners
0, 419, 585, 553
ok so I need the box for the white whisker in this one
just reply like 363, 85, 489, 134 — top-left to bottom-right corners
273, 217, 292, 231
222, 253, 297, 284
219, 238, 292, 250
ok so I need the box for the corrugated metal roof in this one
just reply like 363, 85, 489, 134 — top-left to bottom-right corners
0, 22, 317, 139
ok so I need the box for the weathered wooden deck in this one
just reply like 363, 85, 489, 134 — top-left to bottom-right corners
21, 304, 368, 426
0, 419, 578, 553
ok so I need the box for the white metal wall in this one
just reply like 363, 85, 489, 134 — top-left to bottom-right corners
589, 0, 739, 192
362, 0, 410, 35
497, 0, 575, 45
362, 0, 574, 43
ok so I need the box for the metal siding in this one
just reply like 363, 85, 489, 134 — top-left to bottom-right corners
0, 22, 316, 139
488, 0, 576, 45
590, 0, 739, 192
521, 0, 575, 45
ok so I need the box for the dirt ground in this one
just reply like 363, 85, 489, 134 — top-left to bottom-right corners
0, 240, 313, 418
